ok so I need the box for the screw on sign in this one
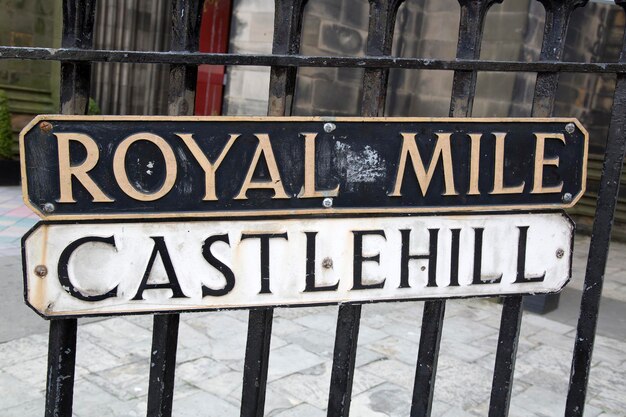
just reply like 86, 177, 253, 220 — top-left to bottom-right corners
34, 265, 47, 278
38, 121, 52, 132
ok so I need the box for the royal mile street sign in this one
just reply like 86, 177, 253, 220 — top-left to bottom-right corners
20, 116, 588, 220
23, 213, 573, 317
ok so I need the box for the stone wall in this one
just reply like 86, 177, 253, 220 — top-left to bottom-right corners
292, 0, 369, 116
385, 0, 459, 116
475, 0, 538, 117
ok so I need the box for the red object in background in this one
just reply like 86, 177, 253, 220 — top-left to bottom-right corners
195, 0, 232, 115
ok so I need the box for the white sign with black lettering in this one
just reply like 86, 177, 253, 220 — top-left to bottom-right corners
23, 213, 573, 317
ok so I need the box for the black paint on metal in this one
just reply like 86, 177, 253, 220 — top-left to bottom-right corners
361, 0, 405, 117
45, 319, 78, 417
60, 0, 97, 115
532, 0, 589, 117
145, 2, 203, 416
411, 300, 445, 417
489, 1, 587, 416
411, 2, 498, 416
167, 0, 204, 115
45, 1, 97, 416
147, 314, 180, 417
327, 304, 362, 417
241, 308, 274, 417
328, 2, 404, 415
267, 0, 307, 116
8, 47, 626, 74
449, 0, 503, 117
488, 296, 523, 417
565, 2, 626, 415
240, 1, 308, 416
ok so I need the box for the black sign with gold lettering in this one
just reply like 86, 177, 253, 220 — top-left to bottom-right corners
20, 116, 588, 220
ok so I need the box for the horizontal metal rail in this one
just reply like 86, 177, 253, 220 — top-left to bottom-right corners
2, 46, 626, 73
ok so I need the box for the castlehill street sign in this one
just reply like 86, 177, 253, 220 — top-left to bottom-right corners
22, 213, 573, 317
20, 116, 588, 220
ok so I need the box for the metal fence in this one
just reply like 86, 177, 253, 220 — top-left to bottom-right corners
1, 0, 625, 416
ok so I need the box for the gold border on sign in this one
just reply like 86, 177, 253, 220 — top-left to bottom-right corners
19, 115, 589, 220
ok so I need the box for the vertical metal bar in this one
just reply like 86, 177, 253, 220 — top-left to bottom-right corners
60, 0, 97, 115
411, 2, 500, 416
147, 314, 181, 417
241, 308, 274, 417
360, 0, 405, 117
448, 0, 503, 118
266, 0, 308, 116
145, 2, 203, 417
565, 2, 626, 415
100, 3, 115, 113
45, 2, 97, 417
167, 0, 204, 115
45, 319, 78, 417
488, 2, 587, 416
487, 296, 523, 417
240, 2, 307, 416
325, 3, 404, 416
411, 300, 445, 417
532, 0, 588, 117
327, 304, 362, 417
92, 0, 105, 111
114, 0, 125, 113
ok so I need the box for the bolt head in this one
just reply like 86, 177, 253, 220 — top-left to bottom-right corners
322, 197, 333, 208
43, 202, 55, 213
556, 249, 565, 259
565, 123, 575, 134
562, 193, 573, 203
39, 121, 52, 132
323, 123, 336, 133
322, 257, 333, 269
34, 265, 48, 277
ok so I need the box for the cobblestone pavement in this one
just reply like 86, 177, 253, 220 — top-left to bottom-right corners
0, 186, 624, 417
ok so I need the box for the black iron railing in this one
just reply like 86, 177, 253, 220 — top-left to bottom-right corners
3, 0, 626, 416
